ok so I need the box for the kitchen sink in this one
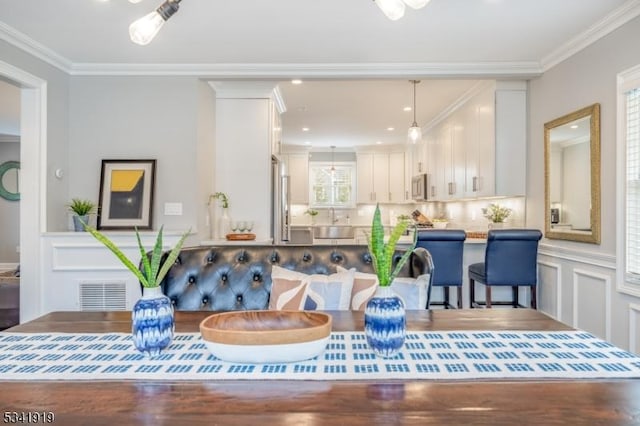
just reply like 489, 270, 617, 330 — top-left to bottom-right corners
313, 225, 355, 239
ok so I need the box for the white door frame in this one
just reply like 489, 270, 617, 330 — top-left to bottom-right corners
0, 60, 47, 322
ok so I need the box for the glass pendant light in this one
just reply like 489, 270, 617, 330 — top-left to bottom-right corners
374, 0, 406, 21
129, 0, 181, 46
403, 0, 431, 10
408, 80, 422, 144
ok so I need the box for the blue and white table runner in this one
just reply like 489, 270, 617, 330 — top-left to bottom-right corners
1, 330, 640, 381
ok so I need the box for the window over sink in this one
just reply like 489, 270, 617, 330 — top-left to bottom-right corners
309, 161, 356, 208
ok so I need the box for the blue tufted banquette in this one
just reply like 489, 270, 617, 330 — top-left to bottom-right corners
154, 244, 433, 311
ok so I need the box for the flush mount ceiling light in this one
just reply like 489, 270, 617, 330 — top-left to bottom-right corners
407, 80, 422, 145
374, 0, 431, 21
129, 0, 181, 45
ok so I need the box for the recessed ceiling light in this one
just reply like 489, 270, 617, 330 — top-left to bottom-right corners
302, 127, 310, 132
291, 79, 303, 85
304, 141, 311, 145
387, 127, 395, 131
403, 106, 412, 112
570, 124, 579, 129
376, 141, 383, 145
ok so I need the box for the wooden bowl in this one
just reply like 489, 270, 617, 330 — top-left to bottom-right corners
199, 310, 332, 363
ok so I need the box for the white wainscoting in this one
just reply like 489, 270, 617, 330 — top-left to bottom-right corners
40, 232, 183, 315
538, 243, 628, 348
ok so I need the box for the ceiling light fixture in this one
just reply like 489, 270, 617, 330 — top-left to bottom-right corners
129, 0, 181, 46
408, 80, 422, 145
374, 0, 431, 20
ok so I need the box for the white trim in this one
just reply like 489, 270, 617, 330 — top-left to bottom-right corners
616, 64, 640, 298
0, 22, 71, 73
423, 81, 494, 131
537, 260, 562, 321
540, 0, 640, 71
0, 60, 47, 323
538, 243, 616, 270
572, 269, 611, 341
68, 62, 543, 78
629, 303, 640, 354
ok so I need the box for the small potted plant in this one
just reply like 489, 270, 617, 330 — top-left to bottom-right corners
305, 208, 319, 224
83, 222, 190, 358
67, 198, 96, 232
209, 192, 231, 237
482, 203, 512, 228
365, 204, 417, 358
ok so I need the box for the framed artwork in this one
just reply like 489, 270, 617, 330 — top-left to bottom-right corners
97, 159, 156, 230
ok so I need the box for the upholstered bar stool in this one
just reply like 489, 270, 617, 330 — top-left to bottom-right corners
416, 229, 467, 309
469, 229, 542, 309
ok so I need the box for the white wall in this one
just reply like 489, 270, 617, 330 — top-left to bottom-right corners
529, 15, 640, 350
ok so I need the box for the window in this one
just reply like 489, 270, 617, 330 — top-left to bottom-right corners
309, 162, 356, 208
617, 64, 640, 295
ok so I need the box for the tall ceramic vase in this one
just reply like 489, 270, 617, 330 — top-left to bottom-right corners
364, 286, 406, 358
132, 286, 174, 358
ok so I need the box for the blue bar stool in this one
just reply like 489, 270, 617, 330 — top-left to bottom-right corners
416, 229, 466, 309
469, 229, 543, 309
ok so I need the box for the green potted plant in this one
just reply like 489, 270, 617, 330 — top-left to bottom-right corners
365, 204, 416, 358
83, 222, 190, 358
305, 208, 319, 224
67, 198, 96, 232
482, 203, 512, 228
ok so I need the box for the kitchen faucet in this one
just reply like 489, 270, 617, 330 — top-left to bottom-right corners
330, 207, 339, 224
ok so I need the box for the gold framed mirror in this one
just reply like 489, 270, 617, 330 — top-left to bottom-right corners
544, 103, 600, 244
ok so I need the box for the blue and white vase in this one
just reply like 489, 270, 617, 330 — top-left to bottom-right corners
364, 286, 406, 358
132, 286, 174, 358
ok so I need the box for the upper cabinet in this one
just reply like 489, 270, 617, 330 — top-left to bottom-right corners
357, 151, 409, 204
421, 81, 526, 201
284, 153, 309, 204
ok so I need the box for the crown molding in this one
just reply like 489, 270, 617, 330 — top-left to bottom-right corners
540, 0, 640, 72
66, 61, 543, 78
0, 22, 72, 74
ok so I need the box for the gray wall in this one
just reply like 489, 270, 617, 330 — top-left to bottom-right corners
0, 141, 19, 262
68, 76, 214, 240
528, 15, 640, 254
0, 39, 70, 232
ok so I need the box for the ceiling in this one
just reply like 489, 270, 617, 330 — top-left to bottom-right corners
0, 0, 637, 148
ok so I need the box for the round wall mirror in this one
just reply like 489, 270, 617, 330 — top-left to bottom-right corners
0, 160, 20, 201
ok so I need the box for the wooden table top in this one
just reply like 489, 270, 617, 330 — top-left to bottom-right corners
3, 309, 640, 425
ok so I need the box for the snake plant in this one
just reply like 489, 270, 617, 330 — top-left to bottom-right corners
83, 223, 190, 288
367, 204, 417, 286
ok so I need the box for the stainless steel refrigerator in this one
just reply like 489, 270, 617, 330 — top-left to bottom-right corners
271, 155, 290, 244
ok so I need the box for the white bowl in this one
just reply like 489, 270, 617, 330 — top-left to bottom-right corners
199, 310, 332, 363
433, 221, 448, 229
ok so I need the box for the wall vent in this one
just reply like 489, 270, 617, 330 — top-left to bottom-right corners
79, 282, 127, 311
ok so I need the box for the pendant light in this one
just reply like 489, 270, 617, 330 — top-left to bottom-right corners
129, 0, 181, 45
408, 80, 422, 145
374, 0, 406, 21
330, 145, 336, 176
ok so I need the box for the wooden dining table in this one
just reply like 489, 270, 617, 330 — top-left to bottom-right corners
2, 309, 640, 425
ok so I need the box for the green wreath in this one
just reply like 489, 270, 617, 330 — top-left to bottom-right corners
0, 161, 20, 201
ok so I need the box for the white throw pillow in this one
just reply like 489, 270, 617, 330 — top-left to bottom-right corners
337, 266, 430, 310
270, 265, 355, 310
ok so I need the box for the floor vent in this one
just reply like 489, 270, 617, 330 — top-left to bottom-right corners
79, 282, 127, 311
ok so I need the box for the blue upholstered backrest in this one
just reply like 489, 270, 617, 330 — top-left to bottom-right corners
485, 229, 542, 285
416, 229, 466, 287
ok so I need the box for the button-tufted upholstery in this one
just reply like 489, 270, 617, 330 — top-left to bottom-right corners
155, 244, 433, 311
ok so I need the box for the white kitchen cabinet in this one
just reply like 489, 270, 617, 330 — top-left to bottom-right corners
388, 151, 406, 203
423, 81, 526, 201
284, 153, 309, 204
270, 101, 282, 156
357, 152, 389, 203
357, 151, 407, 204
